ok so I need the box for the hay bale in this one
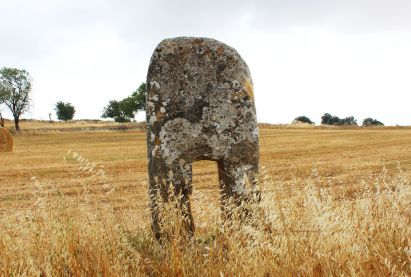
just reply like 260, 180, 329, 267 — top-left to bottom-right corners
0, 127, 13, 152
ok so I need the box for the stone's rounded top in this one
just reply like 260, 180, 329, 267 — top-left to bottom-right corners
149, 36, 249, 74
146, 35, 256, 133
156, 36, 233, 48
156, 37, 237, 51
147, 36, 252, 98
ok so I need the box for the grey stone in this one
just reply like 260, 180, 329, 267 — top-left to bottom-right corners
146, 37, 259, 239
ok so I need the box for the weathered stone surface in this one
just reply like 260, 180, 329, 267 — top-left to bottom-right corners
0, 127, 13, 152
146, 37, 259, 238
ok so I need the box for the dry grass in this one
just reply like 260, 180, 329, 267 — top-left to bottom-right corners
0, 121, 410, 276
2, 119, 144, 134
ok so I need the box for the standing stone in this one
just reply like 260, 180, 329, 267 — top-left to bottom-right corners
146, 37, 259, 239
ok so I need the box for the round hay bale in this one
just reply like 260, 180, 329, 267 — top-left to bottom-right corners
0, 127, 13, 152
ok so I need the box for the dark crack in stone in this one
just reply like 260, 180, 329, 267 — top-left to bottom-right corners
146, 37, 259, 239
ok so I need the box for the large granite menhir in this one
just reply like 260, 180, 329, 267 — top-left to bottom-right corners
146, 37, 259, 239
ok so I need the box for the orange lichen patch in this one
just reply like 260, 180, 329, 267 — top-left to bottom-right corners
203, 47, 212, 56
0, 127, 13, 152
216, 46, 224, 56
193, 38, 204, 46
155, 137, 161, 146
230, 91, 245, 101
156, 110, 165, 121
244, 78, 254, 101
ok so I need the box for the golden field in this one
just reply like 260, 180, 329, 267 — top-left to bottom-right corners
0, 120, 410, 276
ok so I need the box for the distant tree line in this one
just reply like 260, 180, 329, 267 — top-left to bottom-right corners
52, 83, 147, 123
0, 66, 147, 130
0, 66, 390, 130
294, 114, 384, 127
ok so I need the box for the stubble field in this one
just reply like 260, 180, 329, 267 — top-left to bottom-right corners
0, 121, 410, 276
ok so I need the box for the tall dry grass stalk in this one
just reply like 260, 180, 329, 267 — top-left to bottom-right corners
0, 155, 410, 276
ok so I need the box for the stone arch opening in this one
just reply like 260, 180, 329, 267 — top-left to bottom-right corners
190, 160, 221, 230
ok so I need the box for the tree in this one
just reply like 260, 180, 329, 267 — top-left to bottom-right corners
321, 113, 341, 125
340, 116, 358, 126
0, 108, 4, 127
102, 83, 146, 122
55, 101, 75, 121
0, 67, 32, 131
102, 100, 127, 122
130, 82, 146, 111
294, 115, 314, 124
321, 113, 358, 126
362, 117, 384, 126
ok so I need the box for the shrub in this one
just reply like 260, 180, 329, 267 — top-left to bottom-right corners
102, 83, 146, 122
321, 113, 357, 126
362, 117, 384, 126
340, 116, 357, 126
321, 113, 340, 125
293, 116, 314, 124
55, 101, 75, 121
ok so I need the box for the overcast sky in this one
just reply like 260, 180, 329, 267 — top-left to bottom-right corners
1, 0, 410, 125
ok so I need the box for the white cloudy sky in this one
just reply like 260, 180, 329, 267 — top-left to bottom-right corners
1, 0, 410, 125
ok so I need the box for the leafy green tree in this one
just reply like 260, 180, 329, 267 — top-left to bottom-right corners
321, 113, 332, 125
340, 116, 358, 126
321, 113, 341, 125
321, 113, 357, 126
294, 115, 314, 124
362, 117, 384, 126
0, 67, 32, 131
102, 100, 128, 122
130, 82, 146, 111
55, 101, 76, 121
102, 83, 146, 122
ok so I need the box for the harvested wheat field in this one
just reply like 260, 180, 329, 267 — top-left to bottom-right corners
0, 121, 410, 276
